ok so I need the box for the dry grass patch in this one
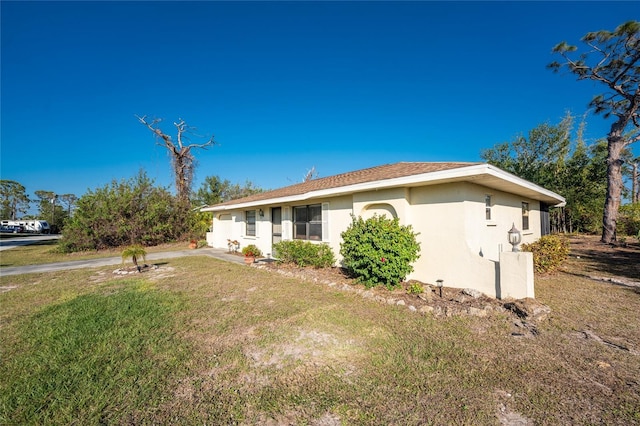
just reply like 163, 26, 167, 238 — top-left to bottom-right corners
1, 240, 639, 424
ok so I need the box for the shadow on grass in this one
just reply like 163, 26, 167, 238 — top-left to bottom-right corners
21, 240, 59, 247
567, 236, 640, 281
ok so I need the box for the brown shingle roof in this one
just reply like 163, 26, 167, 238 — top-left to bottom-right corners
209, 162, 480, 208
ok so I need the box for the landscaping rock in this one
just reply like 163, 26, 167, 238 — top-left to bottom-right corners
504, 298, 551, 322
468, 306, 488, 317
453, 294, 468, 303
463, 288, 483, 298
419, 305, 434, 314
417, 290, 432, 302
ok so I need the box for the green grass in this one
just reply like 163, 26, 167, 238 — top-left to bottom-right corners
0, 278, 189, 424
1, 250, 639, 424
0, 239, 189, 267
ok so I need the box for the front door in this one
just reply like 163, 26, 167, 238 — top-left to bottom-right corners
272, 207, 282, 257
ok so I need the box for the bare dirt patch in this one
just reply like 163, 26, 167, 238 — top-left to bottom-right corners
564, 234, 640, 283
245, 328, 357, 371
88, 264, 177, 283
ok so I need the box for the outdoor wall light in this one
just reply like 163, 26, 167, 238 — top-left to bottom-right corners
508, 223, 522, 252
436, 279, 444, 298
258, 209, 264, 218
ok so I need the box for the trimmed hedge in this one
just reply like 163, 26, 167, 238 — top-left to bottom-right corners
273, 240, 335, 268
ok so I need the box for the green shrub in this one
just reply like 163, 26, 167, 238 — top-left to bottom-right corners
618, 202, 640, 239
241, 244, 262, 257
340, 214, 420, 289
521, 234, 570, 273
407, 282, 425, 295
58, 171, 188, 252
273, 240, 335, 268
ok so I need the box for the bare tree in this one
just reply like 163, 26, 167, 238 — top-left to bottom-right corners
137, 115, 216, 203
303, 166, 318, 182
549, 21, 640, 243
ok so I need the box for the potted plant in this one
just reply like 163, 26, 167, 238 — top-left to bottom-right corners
241, 244, 262, 264
189, 239, 198, 249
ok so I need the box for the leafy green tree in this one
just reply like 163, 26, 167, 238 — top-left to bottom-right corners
618, 202, 640, 238
193, 175, 264, 206
191, 176, 264, 239
0, 180, 30, 220
33, 190, 67, 231
481, 114, 609, 233
193, 175, 225, 206
549, 20, 640, 243
59, 171, 186, 252
59, 194, 78, 217
482, 113, 572, 190
560, 139, 608, 233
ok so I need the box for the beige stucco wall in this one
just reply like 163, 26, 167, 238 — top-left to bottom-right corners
209, 181, 545, 298
353, 187, 411, 222
210, 195, 354, 259
408, 182, 541, 297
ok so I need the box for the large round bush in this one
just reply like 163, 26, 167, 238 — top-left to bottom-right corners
340, 214, 420, 288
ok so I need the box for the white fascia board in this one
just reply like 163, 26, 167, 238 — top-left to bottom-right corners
201, 164, 566, 212
482, 164, 566, 206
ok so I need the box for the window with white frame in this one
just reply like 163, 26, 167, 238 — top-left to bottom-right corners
293, 204, 322, 241
522, 202, 530, 231
485, 195, 492, 220
246, 210, 256, 236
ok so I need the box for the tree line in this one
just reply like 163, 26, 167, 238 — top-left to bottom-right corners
0, 181, 77, 233
481, 113, 638, 235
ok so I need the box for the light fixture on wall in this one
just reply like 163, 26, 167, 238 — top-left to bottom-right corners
508, 223, 522, 252
258, 209, 264, 218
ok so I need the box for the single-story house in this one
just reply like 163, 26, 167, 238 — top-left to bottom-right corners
201, 162, 565, 299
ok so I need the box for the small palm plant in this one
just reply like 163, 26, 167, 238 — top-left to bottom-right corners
121, 245, 147, 272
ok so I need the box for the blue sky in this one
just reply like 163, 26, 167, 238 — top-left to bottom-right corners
1, 1, 636, 204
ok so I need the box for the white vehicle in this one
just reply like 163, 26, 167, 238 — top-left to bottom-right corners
0, 220, 51, 234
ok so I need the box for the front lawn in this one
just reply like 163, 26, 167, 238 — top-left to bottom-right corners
1, 243, 638, 424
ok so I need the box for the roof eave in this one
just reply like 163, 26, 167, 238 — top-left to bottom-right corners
201, 164, 566, 212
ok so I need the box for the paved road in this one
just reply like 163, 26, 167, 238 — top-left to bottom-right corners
0, 234, 61, 251
0, 243, 245, 277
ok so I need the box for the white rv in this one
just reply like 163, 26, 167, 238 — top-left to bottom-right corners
0, 220, 51, 234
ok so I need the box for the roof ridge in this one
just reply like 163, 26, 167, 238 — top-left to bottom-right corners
208, 161, 483, 208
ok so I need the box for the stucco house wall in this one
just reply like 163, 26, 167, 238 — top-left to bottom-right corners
408, 182, 542, 296
203, 162, 564, 299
